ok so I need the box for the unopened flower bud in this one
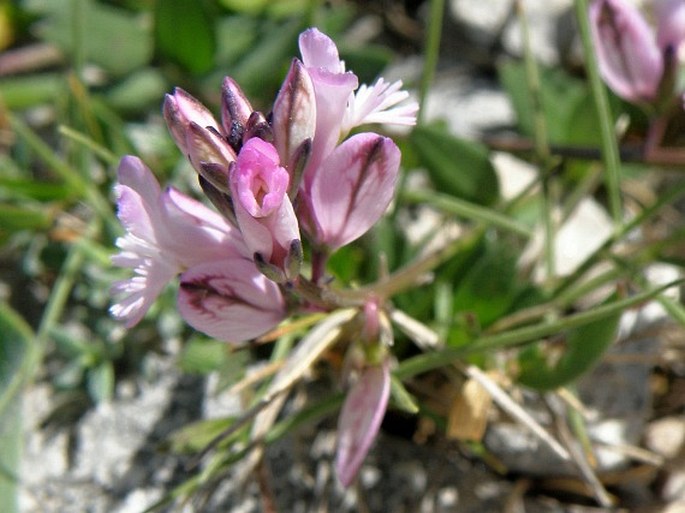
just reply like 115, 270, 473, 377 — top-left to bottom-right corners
273, 59, 317, 173
163, 87, 219, 156
186, 122, 236, 178
243, 111, 273, 144
221, 77, 254, 150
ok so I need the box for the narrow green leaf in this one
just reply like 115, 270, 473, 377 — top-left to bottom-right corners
410, 124, 500, 205
0, 73, 64, 109
0, 303, 35, 513
0, 178, 74, 201
169, 417, 236, 454
390, 375, 419, 414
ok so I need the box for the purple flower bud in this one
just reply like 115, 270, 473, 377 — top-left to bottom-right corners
163, 87, 219, 155
243, 111, 273, 144
178, 259, 286, 343
335, 360, 390, 487
163, 88, 237, 177
272, 59, 317, 173
221, 76, 254, 150
308, 133, 400, 251
230, 138, 301, 279
589, 0, 664, 103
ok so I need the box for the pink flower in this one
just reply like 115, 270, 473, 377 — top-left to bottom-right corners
590, 0, 664, 103
298, 28, 359, 187
309, 133, 401, 251
178, 260, 286, 343
335, 360, 391, 487
110, 156, 247, 327
298, 28, 417, 186
230, 138, 301, 280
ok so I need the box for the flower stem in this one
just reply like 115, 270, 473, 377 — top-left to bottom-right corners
418, 0, 445, 124
574, 0, 623, 228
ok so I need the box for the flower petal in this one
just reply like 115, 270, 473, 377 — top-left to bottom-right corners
590, 0, 663, 103
310, 133, 400, 250
335, 361, 391, 487
178, 259, 286, 343
299, 28, 345, 73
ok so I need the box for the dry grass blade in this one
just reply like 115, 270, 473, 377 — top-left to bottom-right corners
456, 363, 572, 462
390, 309, 441, 349
236, 308, 357, 482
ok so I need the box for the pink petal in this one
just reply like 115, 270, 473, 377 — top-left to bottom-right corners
590, 0, 663, 103
115, 157, 163, 243
657, 0, 685, 52
310, 133, 400, 250
178, 259, 286, 343
299, 28, 345, 73
110, 254, 177, 327
335, 361, 391, 487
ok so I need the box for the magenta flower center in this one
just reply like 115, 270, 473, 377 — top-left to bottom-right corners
233, 138, 289, 218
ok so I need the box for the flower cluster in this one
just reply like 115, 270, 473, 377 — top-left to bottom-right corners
110, 28, 417, 486
589, 0, 685, 109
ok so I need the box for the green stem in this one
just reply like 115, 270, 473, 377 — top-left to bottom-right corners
574, 0, 623, 227
401, 189, 533, 237
418, 0, 445, 124
517, 0, 556, 280
394, 280, 680, 380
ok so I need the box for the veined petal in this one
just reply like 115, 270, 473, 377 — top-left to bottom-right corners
335, 361, 391, 487
590, 0, 663, 103
310, 133, 400, 250
178, 259, 286, 343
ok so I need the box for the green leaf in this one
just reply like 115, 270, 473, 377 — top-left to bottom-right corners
169, 417, 236, 454
0, 177, 74, 201
35, 0, 152, 76
154, 0, 216, 75
390, 375, 419, 414
0, 73, 64, 109
410, 123, 500, 205
516, 307, 620, 391
105, 69, 168, 112
228, 18, 303, 99
86, 361, 114, 403
0, 303, 35, 513
179, 338, 228, 375
451, 241, 520, 330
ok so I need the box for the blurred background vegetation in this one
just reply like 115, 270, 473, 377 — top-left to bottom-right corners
2, 0, 685, 510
